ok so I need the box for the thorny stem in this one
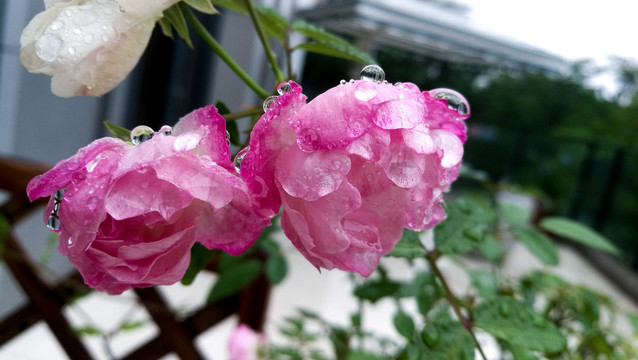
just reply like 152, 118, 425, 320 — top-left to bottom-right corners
243, 0, 286, 83
425, 250, 488, 360
222, 106, 264, 122
181, 4, 270, 99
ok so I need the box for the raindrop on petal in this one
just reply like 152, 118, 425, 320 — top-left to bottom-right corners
53, 188, 66, 201
360, 64, 385, 82
159, 125, 172, 136
130, 125, 154, 145
234, 147, 250, 173
339, 79, 346, 86
35, 33, 63, 62
277, 83, 291, 95
47, 214, 61, 231
225, 130, 231, 146
429, 88, 470, 118
263, 95, 278, 112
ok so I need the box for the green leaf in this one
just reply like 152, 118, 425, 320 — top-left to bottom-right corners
210, 0, 288, 41
164, 4, 193, 48
183, 0, 219, 14
500, 202, 532, 227
434, 199, 495, 255
74, 325, 103, 336
514, 228, 559, 265
346, 351, 386, 360
539, 216, 619, 255
469, 270, 499, 298
507, 345, 539, 360
353, 279, 402, 303
103, 121, 131, 141
265, 253, 287, 284
207, 259, 261, 303
474, 297, 567, 352
181, 243, 216, 285
158, 17, 174, 39
477, 234, 504, 263
119, 321, 145, 332
291, 20, 351, 46
627, 313, 638, 335
388, 229, 426, 258
420, 320, 475, 359
294, 42, 375, 64
393, 310, 415, 339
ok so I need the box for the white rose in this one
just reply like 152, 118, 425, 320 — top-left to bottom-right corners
20, 0, 179, 97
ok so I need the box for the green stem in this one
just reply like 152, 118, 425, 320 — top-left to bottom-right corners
426, 250, 488, 360
243, 0, 286, 83
181, 4, 270, 99
222, 106, 263, 122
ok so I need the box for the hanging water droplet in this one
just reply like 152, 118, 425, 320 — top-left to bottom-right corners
130, 125, 154, 145
360, 64, 385, 82
277, 83, 291, 95
234, 147, 250, 173
159, 125, 172, 136
67, 237, 73, 245
429, 88, 470, 118
54, 188, 66, 201
263, 95, 278, 112
53, 202, 60, 213
225, 130, 231, 146
339, 79, 346, 86
47, 214, 61, 231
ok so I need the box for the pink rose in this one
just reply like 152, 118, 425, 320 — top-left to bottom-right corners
20, 0, 180, 97
240, 77, 468, 276
27, 105, 269, 294
228, 324, 265, 360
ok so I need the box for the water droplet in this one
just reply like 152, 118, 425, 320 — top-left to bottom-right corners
54, 188, 66, 201
225, 130, 231, 146
67, 237, 73, 245
360, 64, 385, 82
87, 197, 98, 211
330, 160, 342, 170
47, 214, 61, 231
130, 125, 154, 145
83, 34, 94, 44
234, 147, 250, 173
429, 88, 470, 118
50, 20, 63, 31
263, 95, 278, 112
35, 33, 63, 62
73, 27, 82, 35
53, 202, 60, 213
339, 79, 346, 86
159, 125, 172, 136
355, 87, 376, 101
277, 83, 291, 94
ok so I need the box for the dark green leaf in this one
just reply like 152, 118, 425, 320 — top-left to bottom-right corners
477, 234, 504, 263
420, 320, 474, 359
181, 243, 216, 285
469, 270, 499, 298
354, 279, 401, 303
474, 297, 566, 352
164, 4, 193, 48
434, 199, 495, 255
393, 310, 415, 339
346, 350, 386, 360
539, 216, 619, 255
291, 20, 350, 46
514, 228, 559, 265
74, 325, 103, 336
183, 0, 218, 14
388, 229, 426, 258
507, 345, 539, 360
207, 259, 261, 303
158, 17, 174, 39
266, 253, 287, 284
103, 121, 131, 141
294, 42, 375, 64
210, 0, 288, 41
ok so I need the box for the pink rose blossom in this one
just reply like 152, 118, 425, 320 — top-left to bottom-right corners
240, 79, 468, 276
228, 324, 265, 360
27, 105, 269, 294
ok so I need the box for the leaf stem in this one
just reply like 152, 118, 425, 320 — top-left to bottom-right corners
222, 106, 263, 122
243, 0, 286, 83
426, 250, 488, 360
181, 4, 270, 99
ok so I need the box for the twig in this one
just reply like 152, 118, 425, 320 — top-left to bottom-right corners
243, 0, 286, 83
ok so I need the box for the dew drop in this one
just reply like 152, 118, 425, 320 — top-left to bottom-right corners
130, 125, 154, 145
159, 125, 172, 136
360, 64, 385, 82
277, 83, 291, 94
35, 33, 63, 62
263, 95, 278, 112
83, 34, 94, 44
225, 130, 231, 146
54, 188, 66, 201
429, 88, 470, 118
50, 20, 63, 31
47, 214, 61, 231
68, 46, 76, 55
73, 27, 82, 35
67, 237, 73, 245
339, 79, 346, 86
234, 147, 250, 173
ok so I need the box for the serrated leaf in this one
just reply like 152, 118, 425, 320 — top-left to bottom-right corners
420, 320, 474, 359
295, 42, 375, 64
163, 4, 193, 48
514, 228, 559, 265
266, 253, 287, 284
103, 121, 131, 141
474, 297, 566, 352
388, 229, 426, 258
469, 270, 499, 298
539, 216, 619, 255
181, 243, 216, 285
207, 259, 261, 303
393, 310, 415, 339
183, 0, 218, 14
434, 200, 495, 255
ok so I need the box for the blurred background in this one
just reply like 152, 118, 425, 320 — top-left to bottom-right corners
1, 0, 637, 358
